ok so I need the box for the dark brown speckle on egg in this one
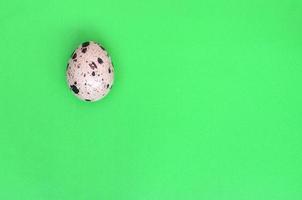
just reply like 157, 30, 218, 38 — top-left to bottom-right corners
82, 41, 90, 47
72, 53, 77, 59
82, 48, 87, 53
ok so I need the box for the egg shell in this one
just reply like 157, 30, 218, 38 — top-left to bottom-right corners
66, 41, 114, 102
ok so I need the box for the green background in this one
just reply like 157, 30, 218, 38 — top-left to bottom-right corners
0, 0, 302, 199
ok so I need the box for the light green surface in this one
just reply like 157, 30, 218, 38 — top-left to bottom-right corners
0, 0, 302, 199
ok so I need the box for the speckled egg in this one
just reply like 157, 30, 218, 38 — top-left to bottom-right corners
66, 41, 114, 102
